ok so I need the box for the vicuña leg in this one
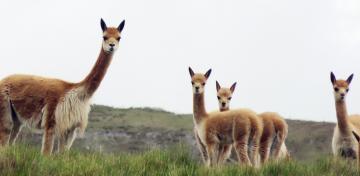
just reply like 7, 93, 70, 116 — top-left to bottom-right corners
8, 101, 22, 145
272, 131, 286, 160
259, 137, 271, 164
194, 128, 208, 163
0, 97, 12, 146
58, 128, 77, 153
41, 107, 56, 155
217, 144, 232, 164
206, 142, 220, 167
8, 121, 22, 145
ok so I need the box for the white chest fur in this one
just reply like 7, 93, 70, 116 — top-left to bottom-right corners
55, 87, 91, 136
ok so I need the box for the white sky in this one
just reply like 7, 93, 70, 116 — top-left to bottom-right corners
0, 0, 360, 122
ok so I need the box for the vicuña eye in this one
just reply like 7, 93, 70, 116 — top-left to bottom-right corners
202, 83, 205, 86
217, 96, 220, 100
191, 81, 194, 85
334, 87, 339, 92
116, 37, 121, 41
346, 89, 349, 92
228, 97, 232, 100
103, 36, 108, 40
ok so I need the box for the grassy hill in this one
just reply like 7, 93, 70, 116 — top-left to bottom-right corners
1, 145, 359, 176
15, 105, 335, 161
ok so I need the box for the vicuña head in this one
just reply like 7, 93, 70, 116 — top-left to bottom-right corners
101, 18, 125, 53
216, 81, 236, 111
188, 67, 212, 94
330, 72, 353, 101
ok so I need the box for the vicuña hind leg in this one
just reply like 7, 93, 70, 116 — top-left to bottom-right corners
259, 138, 271, 164
41, 107, 56, 155
8, 121, 22, 145
217, 144, 232, 164
58, 128, 77, 153
8, 101, 22, 145
0, 96, 12, 146
272, 131, 286, 160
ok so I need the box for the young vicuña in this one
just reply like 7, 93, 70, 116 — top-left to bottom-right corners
189, 67, 262, 167
215, 81, 289, 164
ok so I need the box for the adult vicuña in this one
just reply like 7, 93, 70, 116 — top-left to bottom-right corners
215, 81, 289, 164
0, 18, 125, 155
189, 67, 262, 167
331, 72, 360, 159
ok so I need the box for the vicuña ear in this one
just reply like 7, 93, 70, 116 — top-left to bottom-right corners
330, 72, 336, 85
230, 82, 237, 93
352, 131, 360, 142
118, 20, 125, 32
204, 69, 212, 79
101, 18, 107, 32
216, 81, 221, 92
189, 67, 195, 77
347, 74, 354, 85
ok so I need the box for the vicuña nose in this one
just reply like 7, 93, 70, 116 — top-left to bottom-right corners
195, 87, 199, 90
222, 102, 226, 106
341, 93, 345, 96
109, 44, 115, 47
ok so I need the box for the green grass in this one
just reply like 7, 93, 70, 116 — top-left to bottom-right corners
1, 144, 360, 176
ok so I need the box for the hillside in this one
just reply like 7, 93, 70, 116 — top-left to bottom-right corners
16, 105, 335, 161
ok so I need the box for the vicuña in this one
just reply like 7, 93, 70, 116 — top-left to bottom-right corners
0, 18, 125, 155
331, 72, 360, 159
215, 81, 289, 164
189, 67, 262, 167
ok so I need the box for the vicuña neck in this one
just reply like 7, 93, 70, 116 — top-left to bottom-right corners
193, 93, 208, 124
79, 48, 114, 98
335, 100, 351, 134
220, 107, 229, 112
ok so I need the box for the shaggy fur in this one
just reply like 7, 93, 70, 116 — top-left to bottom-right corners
215, 82, 289, 164
330, 72, 360, 159
0, 19, 125, 155
189, 68, 262, 167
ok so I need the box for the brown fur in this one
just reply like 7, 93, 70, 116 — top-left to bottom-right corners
189, 68, 262, 167
0, 20, 124, 155
215, 84, 289, 164
258, 112, 288, 163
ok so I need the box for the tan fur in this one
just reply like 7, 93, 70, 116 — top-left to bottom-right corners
0, 20, 125, 155
189, 68, 262, 167
330, 72, 360, 159
215, 83, 289, 164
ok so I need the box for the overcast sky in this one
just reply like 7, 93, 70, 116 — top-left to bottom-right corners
0, 0, 360, 122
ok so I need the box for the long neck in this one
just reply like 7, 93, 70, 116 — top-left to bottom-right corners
79, 48, 113, 98
220, 107, 229, 112
335, 100, 351, 134
193, 93, 208, 124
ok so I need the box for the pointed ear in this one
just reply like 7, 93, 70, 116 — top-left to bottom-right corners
216, 81, 221, 92
101, 18, 107, 32
230, 82, 237, 93
118, 20, 125, 32
353, 131, 360, 142
188, 67, 195, 77
347, 74, 354, 85
204, 69, 212, 79
330, 72, 336, 85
